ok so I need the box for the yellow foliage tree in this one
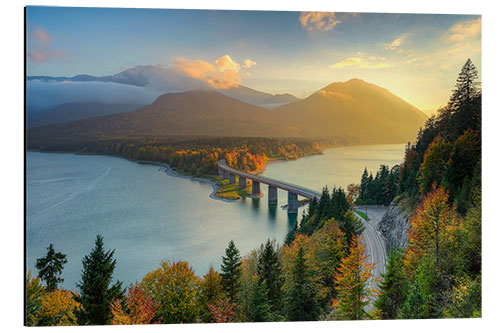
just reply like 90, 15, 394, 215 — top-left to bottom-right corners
331, 235, 377, 320
140, 261, 201, 324
36, 289, 82, 326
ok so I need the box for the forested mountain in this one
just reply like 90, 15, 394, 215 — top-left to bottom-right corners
27, 79, 426, 148
27, 102, 144, 128
275, 78, 427, 143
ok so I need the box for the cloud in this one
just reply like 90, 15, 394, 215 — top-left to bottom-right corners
33, 30, 51, 42
299, 12, 341, 31
243, 59, 257, 68
27, 27, 68, 63
448, 17, 481, 42
330, 56, 390, 69
385, 35, 406, 50
173, 55, 256, 89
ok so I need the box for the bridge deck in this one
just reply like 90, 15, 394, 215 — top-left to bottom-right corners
218, 160, 322, 200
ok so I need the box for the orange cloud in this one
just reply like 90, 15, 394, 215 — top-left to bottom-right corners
448, 17, 481, 42
299, 12, 341, 31
330, 56, 390, 69
173, 55, 256, 89
385, 35, 406, 50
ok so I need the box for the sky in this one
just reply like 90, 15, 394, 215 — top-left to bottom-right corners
26, 7, 481, 113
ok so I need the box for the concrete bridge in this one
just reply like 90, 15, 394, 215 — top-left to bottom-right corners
217, 159, 322, 214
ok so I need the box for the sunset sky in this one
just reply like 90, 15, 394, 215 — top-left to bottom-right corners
26, 7, 481, 113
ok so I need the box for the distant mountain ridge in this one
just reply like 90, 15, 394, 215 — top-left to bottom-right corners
27, 65, 300, 108
27, 102, 144, 128
28, 78, 427, 148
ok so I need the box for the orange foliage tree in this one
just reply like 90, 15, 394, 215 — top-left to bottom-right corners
331, 235, 377, 320
404, 186, 460, 274
111, 283, 158, 325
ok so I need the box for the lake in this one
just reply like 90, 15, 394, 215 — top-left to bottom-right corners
26, 144, 405, 289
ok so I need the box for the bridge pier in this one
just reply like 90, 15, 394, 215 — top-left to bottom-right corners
252, 180, 261, 198
287, 192, 298, 214
268, 186, 277, 205
222, 170, 229, 180
239, 176, 247, 190
229, 173, 236, 184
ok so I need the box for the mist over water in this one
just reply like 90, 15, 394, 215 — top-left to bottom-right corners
26, 144, 404, 290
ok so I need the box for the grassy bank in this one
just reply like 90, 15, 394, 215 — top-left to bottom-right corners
205, 175, 252, 200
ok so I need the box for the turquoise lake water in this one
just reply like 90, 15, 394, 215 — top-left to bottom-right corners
26, 144, 405, 289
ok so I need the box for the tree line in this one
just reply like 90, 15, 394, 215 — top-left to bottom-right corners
354, 58, 482, 319
31, 136, 337, 177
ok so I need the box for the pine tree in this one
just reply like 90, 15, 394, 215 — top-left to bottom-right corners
75, 234, 124, 325
448, 58, 481, 136
257, 239, 284, 313
375, 249, 408, 319
400, 280, 426, 319
360, 168, 369, 202
220, 240, 242, 302
249, 280, 273, 322
286, 246, 320, 321
35, 244, 67, 292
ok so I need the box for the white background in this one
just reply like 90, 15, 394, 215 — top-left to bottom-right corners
1, 0, 498, 332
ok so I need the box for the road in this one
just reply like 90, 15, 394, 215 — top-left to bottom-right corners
354, 205, 389, 311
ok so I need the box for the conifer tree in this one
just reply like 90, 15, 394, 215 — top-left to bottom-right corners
400, 280, 426, 319
375, 250, 408, 319
286, 246, 320, 321
249, 280, 273, 322
75, 234, 123, 325
35, 244, 67, 292
220, 240, 242, 302
257, 239, 284, 313
448, 58, 481, 136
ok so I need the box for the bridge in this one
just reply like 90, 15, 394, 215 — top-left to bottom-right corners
217, 159, 322, 213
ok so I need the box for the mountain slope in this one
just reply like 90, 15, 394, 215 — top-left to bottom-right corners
27, 102, 144, 128
27, 90, 291, 145
275, 78, 427, 142
27, 79, 427, 148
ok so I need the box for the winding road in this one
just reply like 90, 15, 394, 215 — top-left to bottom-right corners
354, 205, 389, 310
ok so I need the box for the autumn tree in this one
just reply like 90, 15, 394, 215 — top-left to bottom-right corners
404, 186, 459, 272
445, 129, 481, 200
26, 270, 46, 326
140, 261, 201, 324
285, 246, 320, 321
207, 298, 235, 323
198, 266, 225, 322
220, 240, 242, 302
257, 239, 284, 314
111, 283, 158, 325
331, 235, 376, 320
418, 136, 452, 194
347, 183, 361, 206
35, 244, 67, 292
36, 289, 82, 326
75, 234, 124, 325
